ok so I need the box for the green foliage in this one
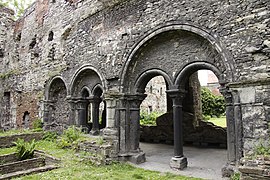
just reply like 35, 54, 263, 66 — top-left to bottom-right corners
13, 138, 36, 160
32, 119, 43, 130
201, 87, 225, 118
230, 172, 240, 180
57, 126, 82, 149
140, 111, 162, 126
42, 131, 58, 142
0, 0, 34, 19
96, 137, 104, 145
254, 140, 270, 157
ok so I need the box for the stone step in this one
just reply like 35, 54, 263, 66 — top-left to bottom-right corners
0, 165, 58, 180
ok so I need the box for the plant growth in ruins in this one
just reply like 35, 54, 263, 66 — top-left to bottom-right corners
254, 140, 270, 158
57, 126, 83, 149
14, 138, 36, 160
201, 87, 225, 118
32, 118, 43, 131
140, 111, 162, 126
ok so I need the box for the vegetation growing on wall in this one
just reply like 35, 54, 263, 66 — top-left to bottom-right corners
0, 0, 34, 19
201, 87, 225, 118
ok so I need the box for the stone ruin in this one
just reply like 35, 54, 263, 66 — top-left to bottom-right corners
0, 0, 269, 177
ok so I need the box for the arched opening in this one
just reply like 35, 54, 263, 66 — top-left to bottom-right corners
22, 111, 30, 129
120, 25, 236, 178
78, 88, 91, 133
45, 77, 69, 132
70, 67, 106, 135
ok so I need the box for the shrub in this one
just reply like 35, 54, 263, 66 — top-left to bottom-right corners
43, 131, 58, 142
14, 138, 36, 160
32, 119, 43, 130
201, 87, 225, 118
57, 126, 82, 149
140, 111, 162, 126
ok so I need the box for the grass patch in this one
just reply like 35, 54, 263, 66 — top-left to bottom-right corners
0, 129, 39, 137
207, 116, 226, 127
0, 139, 200, 180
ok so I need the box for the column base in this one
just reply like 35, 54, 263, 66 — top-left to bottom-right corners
118, 152, 146, 164
101, 128, 118, 140
90, 129, 100, 136
170, 156, 188, 170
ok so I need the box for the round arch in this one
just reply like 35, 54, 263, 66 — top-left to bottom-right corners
44, 76, 67, 100
92, 84, 104, 97
175, 62, 225, 88
69, 64, 107, 96
134, 69, 173, 94
120, 22, 235, 92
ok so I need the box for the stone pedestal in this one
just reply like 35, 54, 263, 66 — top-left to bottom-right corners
170, 156, 188, 170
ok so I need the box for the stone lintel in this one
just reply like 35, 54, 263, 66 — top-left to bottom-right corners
170, 156, 188, 170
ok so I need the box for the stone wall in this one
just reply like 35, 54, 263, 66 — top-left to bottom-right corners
0, 0, 269, 169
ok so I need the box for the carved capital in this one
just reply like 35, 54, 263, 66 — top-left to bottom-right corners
166, 89, 186, 106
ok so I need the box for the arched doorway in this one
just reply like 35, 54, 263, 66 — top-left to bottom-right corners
120, 24, 238, 170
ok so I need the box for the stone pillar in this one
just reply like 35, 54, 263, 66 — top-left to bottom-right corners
232, 90, 242, 165
43, 100, 51, 124
167, 89, 188, 170
77, 99, 89, 127
127, 94, 147, 152
102, 92, 120, 139
90, 96, 102, 135
220, 87, 236, 164
67, 97, 75, 126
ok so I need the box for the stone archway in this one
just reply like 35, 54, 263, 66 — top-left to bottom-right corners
119, 24, 238, 167
44, 76, 69, 131
69, 66, 106, 135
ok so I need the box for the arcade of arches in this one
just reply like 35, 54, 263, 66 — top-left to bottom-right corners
0, 0, 269, 178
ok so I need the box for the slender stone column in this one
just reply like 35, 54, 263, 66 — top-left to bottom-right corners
128, 94, 147, 152
90, 96, 102, 135
77, 99, 89, 127
167, 89, 187, 170
67, 97, 75, 126
232, 90, 242, 165
220, 87, 236, 164
42, 100, 52, 124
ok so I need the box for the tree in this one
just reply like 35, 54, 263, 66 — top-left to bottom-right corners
0, 0, 34, 19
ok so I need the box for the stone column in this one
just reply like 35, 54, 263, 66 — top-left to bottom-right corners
43, 100, 52, 124
127, 94, 147, 152
167, 89, 188, 170
90, 96, 102, 135
232, 90, 242, 165
102, 92, 120, 139
77, 99, 89, 127
67, 97, 75, 126
220, 87, 236, 164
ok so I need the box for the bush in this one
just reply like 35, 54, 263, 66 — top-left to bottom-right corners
57, 126, 82, 149
201, 87, 225, 118
14, 138, 36, 160
140, 111, 162, 126
43, 131, 58, 142
32, 119, 43, 130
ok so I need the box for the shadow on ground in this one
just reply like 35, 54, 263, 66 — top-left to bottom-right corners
136, 142, 228, 180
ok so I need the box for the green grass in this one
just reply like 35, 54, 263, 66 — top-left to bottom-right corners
0, 140, 200, 180
0, 129, 37, 137
207, 116, 226, 127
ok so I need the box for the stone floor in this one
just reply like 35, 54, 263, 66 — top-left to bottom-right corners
136, 142, 229, 180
